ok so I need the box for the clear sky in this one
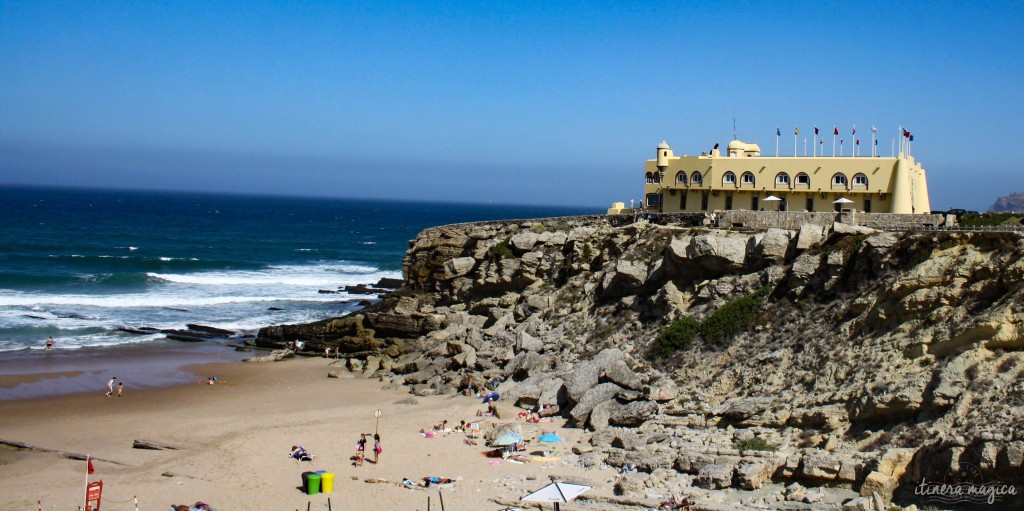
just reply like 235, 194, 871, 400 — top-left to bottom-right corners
2, 1, 1022, 209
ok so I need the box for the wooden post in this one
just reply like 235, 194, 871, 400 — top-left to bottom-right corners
438, 490, 445, 511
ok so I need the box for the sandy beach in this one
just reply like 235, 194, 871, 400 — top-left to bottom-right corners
0, 355, 618, 511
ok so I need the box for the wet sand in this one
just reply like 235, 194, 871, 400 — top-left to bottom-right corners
0, 356, 618, 510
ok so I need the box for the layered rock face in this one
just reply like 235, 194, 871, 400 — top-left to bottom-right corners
257, 217, 1024, 508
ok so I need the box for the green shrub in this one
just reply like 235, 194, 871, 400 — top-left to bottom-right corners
699, 286, 771, 346
733, 437, 778, 453
960, 212, 1023, 226
648, 316, 700, 359
489, 238, 515, 260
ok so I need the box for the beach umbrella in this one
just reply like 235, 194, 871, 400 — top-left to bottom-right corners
832, 197, 854, 204
763, 195, 783, 226
492, 432, 523, 446
522, 481, 591, 511
538, 433, 562, 443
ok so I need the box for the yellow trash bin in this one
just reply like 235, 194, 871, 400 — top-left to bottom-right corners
321, 472, 334, 493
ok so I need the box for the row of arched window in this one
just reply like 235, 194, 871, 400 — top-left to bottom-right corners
645, 171, 870, 188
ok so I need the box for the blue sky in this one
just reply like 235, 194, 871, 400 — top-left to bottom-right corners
2, 1, 1022, 209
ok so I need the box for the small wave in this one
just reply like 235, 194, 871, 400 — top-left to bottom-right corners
295, 248, 317, 252
360, 242, 377, 245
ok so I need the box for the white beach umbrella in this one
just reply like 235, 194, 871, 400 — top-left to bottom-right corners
763, 195, 782, 202
832, 197, 854, 204
522, 481, 591, 510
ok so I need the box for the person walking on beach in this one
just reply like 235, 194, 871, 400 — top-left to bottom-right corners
373, 434, 382, 464
45, 337, 54, 350
117, 382, 124, 397
106, 377, 117, 397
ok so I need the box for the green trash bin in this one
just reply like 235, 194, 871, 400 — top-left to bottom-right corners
307, 472, 321, 495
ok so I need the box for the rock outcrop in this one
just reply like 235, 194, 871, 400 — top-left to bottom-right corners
257, 216, 1024, 509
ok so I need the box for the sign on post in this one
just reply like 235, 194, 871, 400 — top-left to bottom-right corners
374, 409, 382, 434
85, 481, 103, 511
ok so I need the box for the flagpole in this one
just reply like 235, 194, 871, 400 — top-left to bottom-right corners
793, 127, 797, 157
84, 454, 89, 511
775, 127, 779, 157
803, 138, 807, 156
832, 127, 836, 158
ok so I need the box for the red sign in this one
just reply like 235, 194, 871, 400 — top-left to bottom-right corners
86, 481, 103, 511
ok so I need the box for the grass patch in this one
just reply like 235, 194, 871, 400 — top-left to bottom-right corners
699, 286, 772, 346
648, 316, 700, 359
489, 237, 515, 260
960, 213, 1023, 226
647, 286, 772, 359
733, 437, 778, 453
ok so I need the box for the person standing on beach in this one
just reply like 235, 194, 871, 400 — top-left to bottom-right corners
45, 337, 54, 350
373, 434, 382, 464
117, 382, 124, 397
106, 377, 117, 397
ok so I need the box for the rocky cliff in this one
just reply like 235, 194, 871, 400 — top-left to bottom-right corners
257, 216, 1024, 509
989, 192, 1024, 213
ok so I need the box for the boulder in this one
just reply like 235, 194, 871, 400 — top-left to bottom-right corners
646, 378, 678, 402
800, 454, 841, 480
734, 459, 772, 490
444, 257, 476, 279
694, 463, 734, 489
859, 470, 896, 506
795, 223, 825, 250
602, 359, 643, 390
510, 231, 540, 252
608, 400, 659, 427
506, 351, 549, 380
564, 361, 601, 404
569, 383, 622, 424
515, 331, 544, 354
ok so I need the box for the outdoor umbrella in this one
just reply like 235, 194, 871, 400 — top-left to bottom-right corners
833, 197, 854, 204
538, 433, 562, 443
492, 432, 523, 446
763, 195, 783, 226
522, 481, 591, 511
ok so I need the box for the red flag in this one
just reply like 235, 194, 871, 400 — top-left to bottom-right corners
833, 126, 839, 135
856, 139, 860, 145
88, 458, 94, 475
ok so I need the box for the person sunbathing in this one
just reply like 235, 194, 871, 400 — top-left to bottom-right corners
421, 476, 453, 486
290, 445, 314, 461
433, 419, 448, 430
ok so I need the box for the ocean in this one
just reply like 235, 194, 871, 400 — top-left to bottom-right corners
0, 186, 598, 353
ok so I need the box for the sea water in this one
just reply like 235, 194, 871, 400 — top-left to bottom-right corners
0, 186, 597, 352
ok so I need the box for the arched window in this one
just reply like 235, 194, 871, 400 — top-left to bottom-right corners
723, 171, 737, 185
775, 172, 791, 186
832, 173, 848, 187
653, 172, 662, 184
645, 172, 655, 184
795, 173, 810, 187
675, 171, 687, 185
852, 173, 868, 187
691, 172, 703, 185
741, 172, 755, 186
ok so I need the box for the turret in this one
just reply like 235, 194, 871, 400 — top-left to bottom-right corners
656, 141, 672, 170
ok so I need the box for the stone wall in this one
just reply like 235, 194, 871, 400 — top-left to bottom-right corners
712, 210, 944, 231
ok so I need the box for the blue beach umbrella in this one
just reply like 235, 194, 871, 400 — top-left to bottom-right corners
538, 433, 562, 443
492, 432, 523, 446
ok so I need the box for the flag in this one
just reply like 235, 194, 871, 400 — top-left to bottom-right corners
777, 127, 780, 136
852, 126, 856, 135
87, 458, 95, 475
875, 139, 878, 146
834, 126, 839, 135
819, 138, 823, 145
856, 139, 860, 145
814, 126, 819, 136
871, 125, 877, 133
909, 134, 914, 141
903, 128, 910, 138
794, 127, 799, 135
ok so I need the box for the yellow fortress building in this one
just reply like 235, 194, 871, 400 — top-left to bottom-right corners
637, 138, 930, 215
